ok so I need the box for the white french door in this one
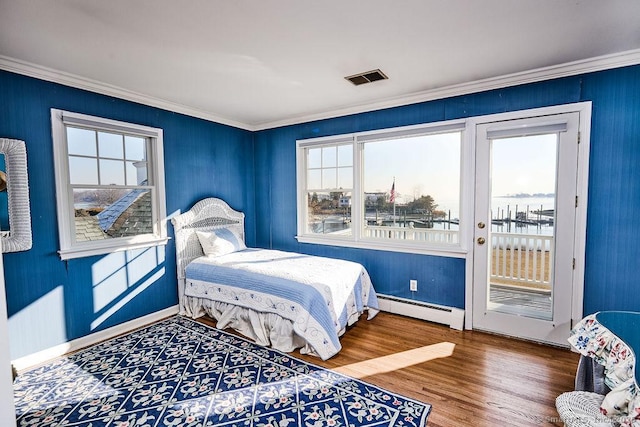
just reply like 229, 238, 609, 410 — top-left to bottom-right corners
472, 110, 583, 346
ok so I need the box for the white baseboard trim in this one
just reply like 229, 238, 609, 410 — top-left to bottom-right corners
12, 305, 179, 372
377, 295, 465, 330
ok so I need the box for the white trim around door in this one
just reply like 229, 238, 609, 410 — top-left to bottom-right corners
464, 102, 591, 343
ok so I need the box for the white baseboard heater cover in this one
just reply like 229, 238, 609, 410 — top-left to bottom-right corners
377, 295, 465, 330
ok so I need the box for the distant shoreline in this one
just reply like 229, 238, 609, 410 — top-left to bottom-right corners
498, 193, 554, 198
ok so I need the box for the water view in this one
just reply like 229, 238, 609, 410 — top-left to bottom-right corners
369, 195, 554, 235
309, 195, 555, 238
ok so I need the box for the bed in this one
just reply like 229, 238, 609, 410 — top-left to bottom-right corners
171, 197, 379, 360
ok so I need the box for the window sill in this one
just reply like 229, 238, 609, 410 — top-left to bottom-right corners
58, 237, 170, 260
295, 235, 467, 258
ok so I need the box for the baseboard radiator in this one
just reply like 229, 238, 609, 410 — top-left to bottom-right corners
376, 294, 465, 330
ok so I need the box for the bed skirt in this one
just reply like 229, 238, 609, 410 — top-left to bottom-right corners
184, 295, 322, 357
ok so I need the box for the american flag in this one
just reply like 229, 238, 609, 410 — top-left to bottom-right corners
390, 180, 396, 203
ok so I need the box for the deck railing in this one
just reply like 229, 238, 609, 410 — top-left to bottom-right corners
362, 226, 552, 289
491, 232, 553, 289
363, 225, 459, 244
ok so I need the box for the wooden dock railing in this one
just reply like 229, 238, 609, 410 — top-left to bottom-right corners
490, 233, 552, 289
363, 226, 552, 290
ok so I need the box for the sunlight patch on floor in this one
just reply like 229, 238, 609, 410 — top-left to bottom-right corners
333, 342, 455, 378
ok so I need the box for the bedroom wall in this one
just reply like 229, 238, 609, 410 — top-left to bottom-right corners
1, 64, 639, 359
253, 65, 640, 315
0, 70, 256, 359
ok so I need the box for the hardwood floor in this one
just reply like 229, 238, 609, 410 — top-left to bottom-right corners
199, 311, 579, 427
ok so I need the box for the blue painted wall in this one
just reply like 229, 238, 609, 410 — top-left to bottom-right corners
254, 65, 640, 315
580, 67, 640, 313
0, 70, 255, 359
1, 64, 639, 359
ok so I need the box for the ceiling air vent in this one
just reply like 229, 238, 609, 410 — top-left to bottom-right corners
345, 69, 388, 86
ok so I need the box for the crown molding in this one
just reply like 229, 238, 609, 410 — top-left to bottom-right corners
0, 55, 251, 131
2, 49, 640, 132
252, 48, 640, 130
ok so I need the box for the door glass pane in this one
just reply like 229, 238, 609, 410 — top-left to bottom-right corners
488, 134, 557, 320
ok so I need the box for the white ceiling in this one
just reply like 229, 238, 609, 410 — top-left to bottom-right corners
1, 0, 640, 130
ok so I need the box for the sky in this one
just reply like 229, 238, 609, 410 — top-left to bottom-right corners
363, 132, 557, 216
363, 132, 461, 204
491, 134, 557, 196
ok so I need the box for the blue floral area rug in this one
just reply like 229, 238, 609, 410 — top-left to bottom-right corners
14, 316, 431, 426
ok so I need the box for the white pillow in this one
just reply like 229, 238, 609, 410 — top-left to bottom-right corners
196, 228, 246, 257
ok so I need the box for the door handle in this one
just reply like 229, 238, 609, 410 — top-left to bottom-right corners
477, 237, 486, 245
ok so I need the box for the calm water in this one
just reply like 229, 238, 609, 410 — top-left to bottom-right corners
426, 196, 555, 236
313, 197, 557, 237
491, 196, 554, 218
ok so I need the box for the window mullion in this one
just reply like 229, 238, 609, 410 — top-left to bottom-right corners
119, 135, 126, 185
93, 130, 102, 186
353, 138, 362, 242
143, 138, 152, 186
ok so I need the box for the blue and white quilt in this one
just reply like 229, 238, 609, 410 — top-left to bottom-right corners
185, 248, 379, 360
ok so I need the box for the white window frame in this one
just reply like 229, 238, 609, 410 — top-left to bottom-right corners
51, 109, 168, 260
296, 120, 469, 257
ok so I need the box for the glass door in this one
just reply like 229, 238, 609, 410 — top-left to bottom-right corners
472, 113, 580, 346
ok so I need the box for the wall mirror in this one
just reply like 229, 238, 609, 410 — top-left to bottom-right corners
0, 138, 32, 252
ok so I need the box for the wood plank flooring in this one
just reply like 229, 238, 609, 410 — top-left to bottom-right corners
199, 311, 579, 427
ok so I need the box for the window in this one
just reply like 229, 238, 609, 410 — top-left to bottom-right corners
297, 122, 464, 254
51, 109, 167, 260
305, 140, 353, 236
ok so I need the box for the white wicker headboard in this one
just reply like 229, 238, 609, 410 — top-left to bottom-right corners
170, 198, 245, 312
